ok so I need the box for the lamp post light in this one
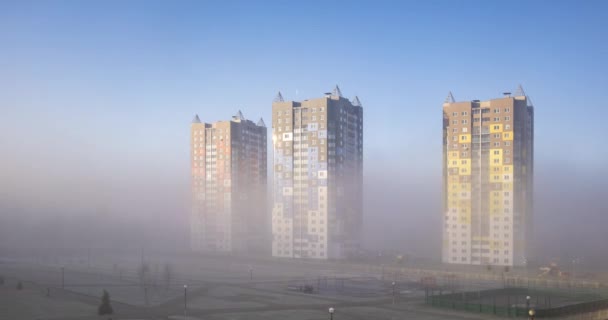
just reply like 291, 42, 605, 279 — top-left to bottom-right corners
328, 307, 335, 320
528, 308, 535, 320
526, 295, 531, 311
184, 284, 188, 319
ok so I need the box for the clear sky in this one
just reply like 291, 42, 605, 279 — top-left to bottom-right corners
1, 1, 607, 256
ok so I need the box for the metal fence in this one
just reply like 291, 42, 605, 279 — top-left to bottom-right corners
427, 287, 608, 318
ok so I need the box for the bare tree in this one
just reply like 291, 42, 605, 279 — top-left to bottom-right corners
163, 263, 174, 291
151, 263, 159, 288
137, 262, 150, 287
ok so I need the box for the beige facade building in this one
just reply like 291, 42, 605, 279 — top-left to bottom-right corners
442, 87, 534, 266
190, 111, 267, 254
271, 86, 363, 259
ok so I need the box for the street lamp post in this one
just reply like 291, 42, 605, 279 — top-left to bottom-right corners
523, 259, 528, 284
570, 258, 578, 294
392, 281, 396, 304
526, 295, 531, 311
328, 307, 334, 320
184, 284, 188, 319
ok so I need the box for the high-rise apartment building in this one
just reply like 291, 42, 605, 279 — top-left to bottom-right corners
442, 86, 534, 266
271, 86, 363, 259
190, 111, 267, 254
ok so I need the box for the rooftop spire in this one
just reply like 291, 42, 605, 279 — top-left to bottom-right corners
274, 91, 284, 102
257, 117, 266, 127
514, 84, 533, 106
332, 85, 343, 97
445, 91, 455, 103
235, 110, 245, 121
351, 96, 362, 107
192, 114, 201, 123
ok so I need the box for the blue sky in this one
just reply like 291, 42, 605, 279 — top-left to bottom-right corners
3, 1, 607, 173
1, 1, 608, 252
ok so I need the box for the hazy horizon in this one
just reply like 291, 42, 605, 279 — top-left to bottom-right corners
2, 1, 608, 268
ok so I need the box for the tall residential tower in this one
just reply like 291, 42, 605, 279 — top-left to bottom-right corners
272, 86, 363, 259
442, 87, 534, 266
190, 111, 267, 254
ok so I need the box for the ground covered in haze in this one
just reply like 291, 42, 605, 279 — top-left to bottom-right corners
1, 253, 604, 320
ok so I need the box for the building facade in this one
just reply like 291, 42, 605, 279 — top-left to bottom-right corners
442, 87, 534, 266
190, 111, 267, 254
271, 86, 363, 259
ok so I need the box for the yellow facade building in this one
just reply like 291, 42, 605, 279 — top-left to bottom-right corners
442, 87, 534, 266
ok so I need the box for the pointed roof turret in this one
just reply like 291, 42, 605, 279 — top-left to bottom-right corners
445, 91, 455, 104
235, 110, 245, 121
351, 96, 362, 107
274, 91, 284, 102
332, 85, 343, 97
257, 117, 266, 127
192, 114, 201, 123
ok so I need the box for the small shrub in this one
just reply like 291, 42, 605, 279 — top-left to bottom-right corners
98, 290, 113, 315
